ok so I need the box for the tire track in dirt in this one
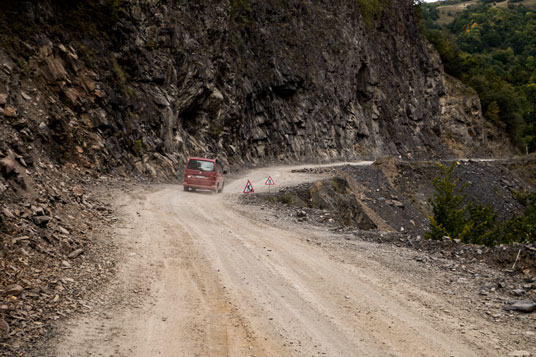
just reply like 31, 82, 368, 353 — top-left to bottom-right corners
47, 163, 507, 356
49, 187, 270, 357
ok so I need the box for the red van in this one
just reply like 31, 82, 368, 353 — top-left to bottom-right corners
183, 157, 225, 193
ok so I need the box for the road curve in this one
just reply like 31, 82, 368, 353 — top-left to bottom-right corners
51, 162, 500, 356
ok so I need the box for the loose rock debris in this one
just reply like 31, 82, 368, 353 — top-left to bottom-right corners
0, 161, 124, 356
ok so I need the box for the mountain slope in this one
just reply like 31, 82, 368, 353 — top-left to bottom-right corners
426, 0, 536, 26
420, 0, 536, 149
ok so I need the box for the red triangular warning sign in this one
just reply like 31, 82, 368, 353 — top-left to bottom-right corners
243, 180, 255, 193
265, 176, 275, 186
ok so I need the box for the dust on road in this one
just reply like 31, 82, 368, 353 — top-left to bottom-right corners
49, 163, 511, 356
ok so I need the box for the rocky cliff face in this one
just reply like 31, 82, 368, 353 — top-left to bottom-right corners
0, 0, 513, 183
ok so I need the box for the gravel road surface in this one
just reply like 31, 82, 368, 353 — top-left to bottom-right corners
48, 163, 516, 356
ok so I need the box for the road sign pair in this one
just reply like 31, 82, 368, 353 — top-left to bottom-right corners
243, 176, 275, 193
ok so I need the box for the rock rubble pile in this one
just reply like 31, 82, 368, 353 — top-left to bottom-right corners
0, 154, 119, 355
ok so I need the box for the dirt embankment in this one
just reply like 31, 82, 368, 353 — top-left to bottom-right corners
0, 117, 178, 355
0, 159, 126, 355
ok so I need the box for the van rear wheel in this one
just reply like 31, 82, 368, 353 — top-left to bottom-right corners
218, 183, 224, 193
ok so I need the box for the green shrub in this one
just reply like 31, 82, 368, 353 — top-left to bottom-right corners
111, 56, 134, 96
133, 139, 143, 153
494, 216, 535, 244
426, 163, 535, 246
280, 193, 293, 205
497, 191, 536, 243
458, 202, 497, 245
425, 163, 468, 240
208, 124, 223, 140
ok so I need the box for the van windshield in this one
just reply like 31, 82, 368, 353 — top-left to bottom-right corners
188, 160, 215, 172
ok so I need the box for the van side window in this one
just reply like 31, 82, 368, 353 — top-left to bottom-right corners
217, 162, 223, 173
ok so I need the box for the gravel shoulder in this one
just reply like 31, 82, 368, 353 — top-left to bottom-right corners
39, 163, 534, 356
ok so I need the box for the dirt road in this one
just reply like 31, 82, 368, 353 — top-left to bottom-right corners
49, 163, 512, 356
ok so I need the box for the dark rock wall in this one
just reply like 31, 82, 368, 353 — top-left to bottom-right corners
0, 0, 514, 180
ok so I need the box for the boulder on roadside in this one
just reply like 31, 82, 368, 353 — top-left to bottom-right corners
503, 300, 536, 313
296, 209, 307, 218
68, 248, 84, 259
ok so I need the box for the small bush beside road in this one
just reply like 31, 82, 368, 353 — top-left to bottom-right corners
426, 163, 535, 246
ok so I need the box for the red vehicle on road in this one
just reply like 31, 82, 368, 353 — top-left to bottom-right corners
183, 157, 226, 193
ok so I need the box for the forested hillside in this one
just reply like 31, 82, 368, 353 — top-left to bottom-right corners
419, 0, 536, 151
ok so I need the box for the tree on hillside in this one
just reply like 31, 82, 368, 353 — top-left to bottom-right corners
526, 83, 536, 151
418, 0, 536, 150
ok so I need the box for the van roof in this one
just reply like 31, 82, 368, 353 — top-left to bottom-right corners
188, 157, 216, 162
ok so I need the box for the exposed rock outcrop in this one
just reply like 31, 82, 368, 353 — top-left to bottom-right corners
438, 73, 513, 158
0, 0, 515, 183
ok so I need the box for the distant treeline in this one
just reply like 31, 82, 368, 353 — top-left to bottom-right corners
418, 0, 536, 152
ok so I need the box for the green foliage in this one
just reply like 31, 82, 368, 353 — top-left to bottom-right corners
330, 179, 341, 193
356, 0, 383, 27
514, 190, 536, 210
110, 55, 136, 97
425, 163, 470, 240
426, 163, 535, 246
419, 0, 536, 150
133, 139, 143, 153
263, 196, 277, 203
74, 41, 96, 60
145, 39, 155, 50
208, 124, 224, 140
111, 56, 128, 85
280, 193, 294, 205
458, 202, 497, 245
495, 216, 535, 243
